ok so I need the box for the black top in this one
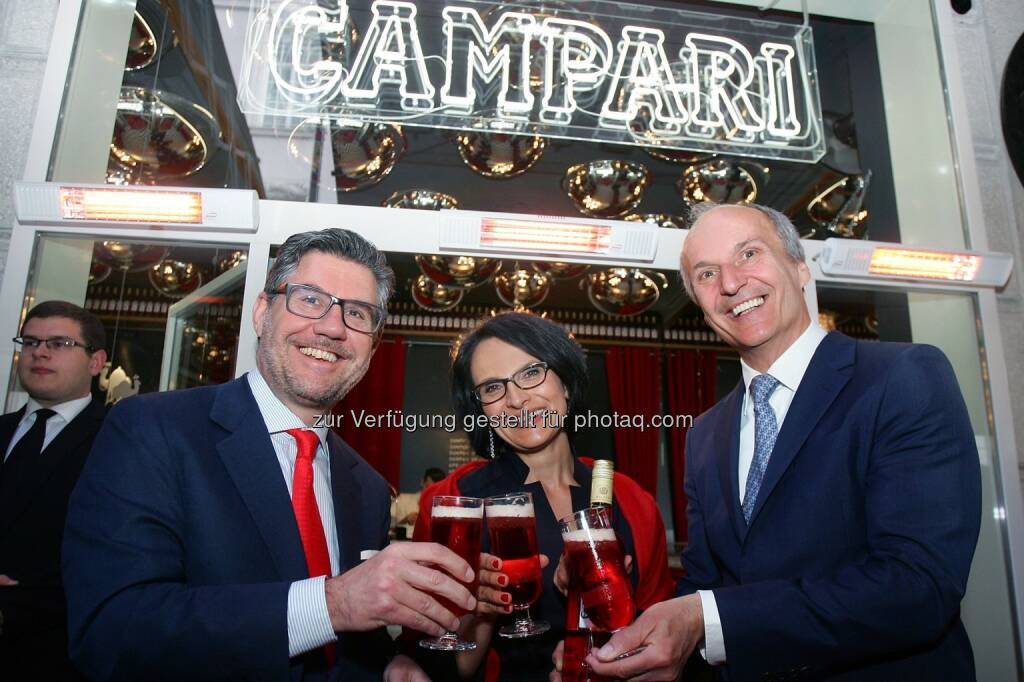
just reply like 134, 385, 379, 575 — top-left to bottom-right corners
451, 454, 638, 682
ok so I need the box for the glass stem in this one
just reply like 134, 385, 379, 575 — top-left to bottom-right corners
513, 605, 532, 629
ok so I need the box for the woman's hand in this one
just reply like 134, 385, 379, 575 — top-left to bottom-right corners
476, 553, 551, 615
553, 553, 632, 595
476, 552, 513, 616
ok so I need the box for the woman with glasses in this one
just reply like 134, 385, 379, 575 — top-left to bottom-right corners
412, 312, 673, 681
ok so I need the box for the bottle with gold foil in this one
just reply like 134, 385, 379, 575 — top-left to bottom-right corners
589, 459, 614, 510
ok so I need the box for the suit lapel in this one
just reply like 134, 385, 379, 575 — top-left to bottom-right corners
0, 408, 23, 456
714, 383, 746, 543
212, 378, 308, 581
0, 400, 103, 531
746, 333, 856, 527
327, 433, 362, 573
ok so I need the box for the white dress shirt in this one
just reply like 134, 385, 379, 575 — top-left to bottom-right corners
697, 322, 827, 664
247, 370, 341, 658
4, 394, 93, 460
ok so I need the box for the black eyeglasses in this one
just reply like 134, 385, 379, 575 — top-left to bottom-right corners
13, 336, 94, 352
267, 283, 385, 335
473, 362, 549, 405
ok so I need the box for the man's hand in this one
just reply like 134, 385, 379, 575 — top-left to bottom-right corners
383, 654, 431, 682
553, 553, 631, 596
0, 575, 18, 586
325, 542, 476, 636
586, 595, 704, 681
549, 639, 564, 682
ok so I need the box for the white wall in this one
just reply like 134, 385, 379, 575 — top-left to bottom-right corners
947, 1, 1024, 489
0, 0, 59, 281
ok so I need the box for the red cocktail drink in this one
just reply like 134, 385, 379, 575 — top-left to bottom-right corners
485, 493, 550, 638
559, 507, 635, 633
420, 496, 483, 651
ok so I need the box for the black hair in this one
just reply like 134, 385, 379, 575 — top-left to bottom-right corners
22, 300, 106, 353
423, 467, 446, 484
451, 312, 588, 460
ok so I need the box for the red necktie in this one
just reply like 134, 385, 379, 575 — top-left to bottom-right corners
287, 429, 336, 667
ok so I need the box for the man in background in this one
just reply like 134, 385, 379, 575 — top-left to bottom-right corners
392, 467, 445, 539
0, 301, 107, 681
583, 204, 981, 681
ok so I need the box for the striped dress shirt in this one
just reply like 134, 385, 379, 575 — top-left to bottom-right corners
247, 370, 340, 658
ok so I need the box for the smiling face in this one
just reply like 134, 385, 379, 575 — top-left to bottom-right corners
681, 206, 811, 371
17, 316, 106, 407
252, 251, 378, 423
470, 337, 570, 456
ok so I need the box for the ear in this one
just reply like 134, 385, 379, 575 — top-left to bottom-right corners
88, 349, 108, 377
252, 292, 270, 339
797, 260, 811, 289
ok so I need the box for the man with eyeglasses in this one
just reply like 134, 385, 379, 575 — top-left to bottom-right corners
1, 300, 107, 681
63, 229, 473, 682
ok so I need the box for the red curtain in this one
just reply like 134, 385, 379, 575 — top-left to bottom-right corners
331, 336, 406, 489
604, 347, 661, 495
665, 350, 717, 542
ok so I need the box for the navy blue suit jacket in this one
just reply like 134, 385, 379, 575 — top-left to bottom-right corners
679, 333, 981, 681
62, 377, 393, 681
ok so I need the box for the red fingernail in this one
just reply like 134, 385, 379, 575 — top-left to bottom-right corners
501, 593, 511, 603
498, 575, 509, 586
504, 605, 513, 613
491, 559, 501, 569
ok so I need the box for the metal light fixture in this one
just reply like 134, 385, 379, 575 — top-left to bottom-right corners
563, 160, 650, 218
581, 268, 668, 316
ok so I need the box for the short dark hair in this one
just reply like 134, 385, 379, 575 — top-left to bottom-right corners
22, 301, 106, 352
266, 228, 395, 308
451, 312, 589, 460
423, 467, 445, 484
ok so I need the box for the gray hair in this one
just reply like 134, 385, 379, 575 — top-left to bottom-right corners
265, 228, 395, 308
680, 202, 805, 299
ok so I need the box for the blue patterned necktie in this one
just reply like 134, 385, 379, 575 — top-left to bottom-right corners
742, 374, 780, 524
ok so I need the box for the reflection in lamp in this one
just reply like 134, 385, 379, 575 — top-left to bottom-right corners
563, 160, 649, 218
95, 242, 169, 272
108, 87, 219, 183
215, 250, 248, 273
455, 131, 546, 179
676, 159, 765, 205
806, 171, 871, 239
581, 268, 668, 317
416, 255, 501, 289
384, 190, 459, 210
494, 266, 551, 309
624, 213, 689, 229
411, 274, 464, 312
818, 310, 839, 332
533, 261, 589, 280
150, 260, 203, 299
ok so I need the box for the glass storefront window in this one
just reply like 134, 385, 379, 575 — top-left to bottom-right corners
816, 282, 1017, 682
7, 234, 248, 410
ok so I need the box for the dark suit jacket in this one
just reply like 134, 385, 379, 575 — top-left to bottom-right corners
679, 333, 981, 681
0, 396, 106, 681
62, 377, 394, 681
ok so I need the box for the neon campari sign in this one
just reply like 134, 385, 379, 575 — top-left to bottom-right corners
240, 0, 825, 162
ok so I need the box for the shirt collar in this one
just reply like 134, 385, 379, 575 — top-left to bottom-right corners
246, 370, 328, 449
23, 394, 92, 425
741, 322, 828, 400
